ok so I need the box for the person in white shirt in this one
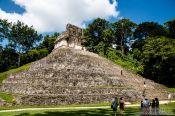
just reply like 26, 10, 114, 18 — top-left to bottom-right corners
143, 98, 150, 115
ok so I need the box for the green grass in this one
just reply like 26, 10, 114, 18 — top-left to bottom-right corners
0, 103, 174, 116
0, 63, 31, 84
105, 49, 143, 73
167, 88, 175, 93
161, 103, 175, 114
114, 58, 142, 73
0, 92, 14, 103
0, 107, 140, 116
159, 84, 175, 93
0, 102, 111, 110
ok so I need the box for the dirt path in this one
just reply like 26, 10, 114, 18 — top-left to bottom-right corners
0, 100, 174, 113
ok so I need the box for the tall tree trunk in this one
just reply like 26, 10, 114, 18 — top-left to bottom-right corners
17, 52, 20, 67
121, 31, 124, 54
121, 38, 124, 54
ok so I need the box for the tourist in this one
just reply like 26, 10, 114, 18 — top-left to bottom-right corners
151, 99, 156, 115
140, 100, 144, 115
143, 98, 150, 115
121, 70, 123, 76
155, 97, 159, 115
119, 97, 125, 116
111, 97, 119, 116
168, 93, 172, 103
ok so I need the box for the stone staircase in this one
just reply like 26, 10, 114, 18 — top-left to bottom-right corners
0, 48, 169, 105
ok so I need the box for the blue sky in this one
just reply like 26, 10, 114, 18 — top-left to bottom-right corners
117, 0, 175, 24
0, 0, 25, 13
0, 0, 175, 25
0, 0, 174, 47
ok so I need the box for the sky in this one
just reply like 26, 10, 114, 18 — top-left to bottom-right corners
0, 0, 175, 34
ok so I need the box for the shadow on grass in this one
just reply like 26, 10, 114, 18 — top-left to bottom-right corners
14, 107, 141, 116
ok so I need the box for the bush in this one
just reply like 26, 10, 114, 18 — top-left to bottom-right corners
21, 49, 49, 65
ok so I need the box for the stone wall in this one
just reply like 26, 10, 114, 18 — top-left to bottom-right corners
54, 24, 83, 50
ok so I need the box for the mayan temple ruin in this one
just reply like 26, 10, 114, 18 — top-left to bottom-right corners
54, 24, 85, 50
0, 24, 169, 106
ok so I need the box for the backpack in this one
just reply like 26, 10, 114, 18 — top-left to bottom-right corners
143, 99, 150, 108
111, 100, 118, 109
111, 104, 113, 109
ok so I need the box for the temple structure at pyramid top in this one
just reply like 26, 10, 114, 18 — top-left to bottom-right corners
54, 24, 85, 50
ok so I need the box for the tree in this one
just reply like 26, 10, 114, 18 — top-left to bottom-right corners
101, 29, 114, 55
134, 22, 168, 40
159, 56, 175, 87
112, 19, 136, 54
9, 20, 42, 66
0, 19, 11, 41
84, 18, 109, 53
165, 19, 175, 39
21, 48, 49, 65
132, 22, 168, 61
141, 37, 175, 86
38, 33, 58, 53
0, 47, 18, 72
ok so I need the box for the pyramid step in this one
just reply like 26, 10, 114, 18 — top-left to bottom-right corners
17, 93, 138, 105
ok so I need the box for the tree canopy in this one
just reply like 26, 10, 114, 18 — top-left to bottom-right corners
141, 37, 175, 86
134, 22, 168, 40
165, 19, 175, 39
112, 19, 136, 53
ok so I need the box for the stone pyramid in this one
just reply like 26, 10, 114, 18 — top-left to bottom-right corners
0, 24, 168, 105
0, 47, 168, 105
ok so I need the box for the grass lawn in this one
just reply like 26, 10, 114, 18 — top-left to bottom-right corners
0, 92, 14, 103
0, 63, 31, 84
0, 103, 174, 116
0, 102, 111, 110
0, 107, 139, 116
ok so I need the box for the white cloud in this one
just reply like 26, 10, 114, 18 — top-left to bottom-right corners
0, 0, 119, 33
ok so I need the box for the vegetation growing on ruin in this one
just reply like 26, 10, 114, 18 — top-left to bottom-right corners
0, 92, 14, 103
0, 63, 31, 84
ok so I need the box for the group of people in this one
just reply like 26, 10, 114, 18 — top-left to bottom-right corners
141, 97, 159, 115
111, 97, 160, 116
111, 97, 125, 116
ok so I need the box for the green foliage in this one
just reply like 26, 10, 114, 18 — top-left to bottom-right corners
38, 34, 57, 53
0, 47, 18, 72
84, 18, 143, 73
106, 48, 143, 73
165, 18, 175, 39
136, 37, 175, 86
0, 92, 14, 103
84, 18, 110, 53
9, 21, 42, 52
0, 63, 31, 84
0, 19, 11, 41
84, 18, 175, 86
0, 20, 42, 67
112, 19, 137, 53
134, 22, 168, 39
21, 49, 48, 65
159, 84, 175, 93
0, 20, 57, 72
167, 88, 175, 93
